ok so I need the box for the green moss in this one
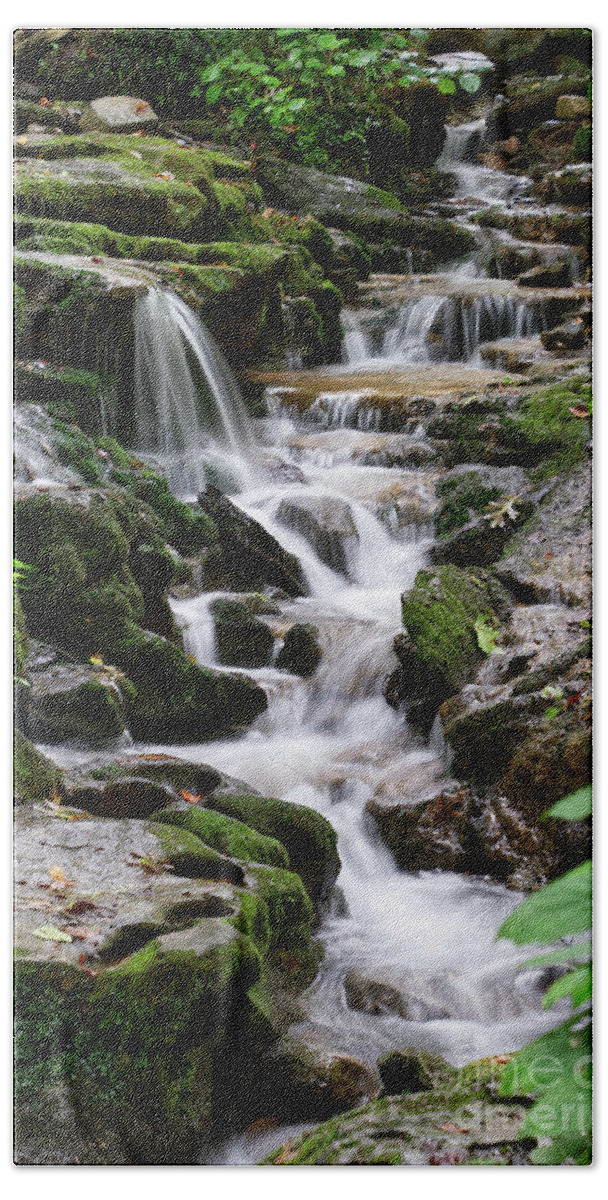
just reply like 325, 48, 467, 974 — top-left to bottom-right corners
248, 864, 320, 984
401, 565, 506, 694
13, 592, 29, 682
14, 489, 145, 653
515, 379, 591, 480
148, 820, 244, 881
14, 923, 260, 1161
14, 159, 211, 240
13, 727, 62, 805
34, 676, 131, 742
13, 282, 26, 338
150, 807, 289, 869
207, 793, 339, 904
435, 472, 501, 537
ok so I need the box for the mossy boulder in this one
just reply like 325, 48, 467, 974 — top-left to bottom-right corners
432, 466, 532, 568
400, 564, 510, 709
207, 793, 340, 904
210, 598, 274, 668
264, 1068, 530, 1165
112, 629, 267, 742
247, 864, 320, 986
14, 728, 62, 806
151, 806, 289, 869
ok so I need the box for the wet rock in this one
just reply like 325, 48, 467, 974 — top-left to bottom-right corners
276, 495, 358, 577
210, 598, 274, 668
518, 261, 572, 289
276, 623, 323, 677
556, 94, 591, 120
485, 243, 542, 279
497, 463, 591, 606
378, 1050, 450, 1096
541, 319, 587, 352
396, 565, 510, 724
198, 486, 307, 596
265, 1077, 531, 1165
13, 808, 262, 1164
79, 96, 158, 134
536, 164, 592, 208
25, 646, 134, 743
367, 790, 471, 874
432, 465, 532, 567
255, 155, 473, 260
478, 336, 547, 373
14, 727, 63, 806
206, 792, 340, 904
344, 969, 409, 1018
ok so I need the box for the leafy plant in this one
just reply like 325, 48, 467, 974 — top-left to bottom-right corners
190, 29, 483, 172
474, 615, 505, 655
497, 787, 592, 1164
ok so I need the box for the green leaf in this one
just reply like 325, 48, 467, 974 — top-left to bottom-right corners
498, 861, 592, 945
546, 786, 592, 822
545, 705, 562, 720
459, 71, 481, 93
437, 77, 457, 95
474, 615, 504, 655
317, 33, 341, 51
520, 939, 592, 969
543, 964, 592, 1010
531, 1135, 592, 1165
206, 82, 223, 105
500, 1016, 591, 1097
200, 62, 222, 83
32, 924, 72, 943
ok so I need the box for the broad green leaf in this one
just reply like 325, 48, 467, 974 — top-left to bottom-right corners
437, 77, 456, 95
545, 705, 562, 720
206, 83, 223, 105
543, 964, 592, 1010
498, 861, 591, 945
546, 786, 592, 822
200, 62, 222, 83
531, 1135, 592, 1165
520, 939, 592, 969
500, 1017, 591, 1097
317, 33, 341, 51
474, 615, 504, 655
520, 1074, 591, 1139
32, 924, 72, 943
459, 71, 481, 93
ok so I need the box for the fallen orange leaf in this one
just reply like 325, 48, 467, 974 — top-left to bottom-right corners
180, 790, 200, 804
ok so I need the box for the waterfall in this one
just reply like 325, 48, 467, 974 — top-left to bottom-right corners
437, 116, 531, 208
134, 288, 258, 497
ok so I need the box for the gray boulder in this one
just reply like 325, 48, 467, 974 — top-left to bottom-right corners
80, 96, 158, 134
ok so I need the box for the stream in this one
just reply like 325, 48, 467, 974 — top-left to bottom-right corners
28, 114, 573, 1165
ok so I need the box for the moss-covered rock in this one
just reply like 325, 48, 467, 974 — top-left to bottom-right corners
207, 793, 340, 904
210, 598, 274, 668
26, 655, 135, 743
264, 1061, 530, 1164
400, 564, 509, 701
113, 628, 267, 742
151, 806, 289, 869
198, 486, 307, 596
14, 727, 62, 806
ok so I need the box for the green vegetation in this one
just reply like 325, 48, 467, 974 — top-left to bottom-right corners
150, 806, 289, 869
435, 471, 501, 537
207, 793, 340, 903
498, 787, 592, 1164
401, 565, 508, 694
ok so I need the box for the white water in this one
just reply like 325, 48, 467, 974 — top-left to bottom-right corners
437, 117, 532, 208
134, 288, 259, 497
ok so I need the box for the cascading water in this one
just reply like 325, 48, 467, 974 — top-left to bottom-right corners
134, 288, 258, 497
437, 117, 532, 207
